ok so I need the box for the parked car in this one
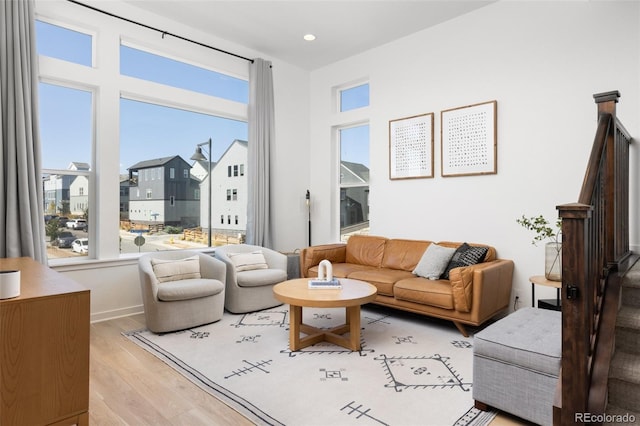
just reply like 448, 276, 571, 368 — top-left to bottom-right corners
44, 214, 59, 224
56, 231, 75, 248
71, 238, 88, 254
57, 217, 70, 228
66, 219, 87, 230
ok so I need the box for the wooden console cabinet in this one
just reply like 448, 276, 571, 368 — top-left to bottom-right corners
0, 257, 90, 425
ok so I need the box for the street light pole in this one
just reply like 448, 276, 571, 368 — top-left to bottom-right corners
191, 138, 212, 247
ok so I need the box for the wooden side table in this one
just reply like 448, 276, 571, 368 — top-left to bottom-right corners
529, 275, 562, 311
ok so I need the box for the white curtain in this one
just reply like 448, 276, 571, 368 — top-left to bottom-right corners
0, 0, 47, 262
246, 58, 274, 248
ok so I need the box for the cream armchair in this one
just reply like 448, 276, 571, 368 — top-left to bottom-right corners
214, 244, 288, 313
138, 250, 226, 333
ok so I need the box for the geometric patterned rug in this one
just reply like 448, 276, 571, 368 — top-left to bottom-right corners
124, 304, 496, 426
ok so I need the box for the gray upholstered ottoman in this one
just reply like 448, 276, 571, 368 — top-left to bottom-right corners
473, 307, 561, 425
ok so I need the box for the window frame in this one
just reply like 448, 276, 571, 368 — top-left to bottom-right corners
332, 78, 370, 242
36, 1, 250, 264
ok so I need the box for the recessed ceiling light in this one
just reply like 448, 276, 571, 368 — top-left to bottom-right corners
303, 34, 316, 41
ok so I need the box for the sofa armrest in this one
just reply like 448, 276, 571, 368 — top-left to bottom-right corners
299, 243, 347, 278
449, 259, 514, 313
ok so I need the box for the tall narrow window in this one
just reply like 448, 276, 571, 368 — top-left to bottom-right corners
39, 83, 92, 260
339, 124, 370, 241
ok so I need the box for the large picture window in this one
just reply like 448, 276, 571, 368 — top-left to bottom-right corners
120, 99, 247, 254
36, 3, 250, 262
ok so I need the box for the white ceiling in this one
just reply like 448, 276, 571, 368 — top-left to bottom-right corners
122, 1, 494, 70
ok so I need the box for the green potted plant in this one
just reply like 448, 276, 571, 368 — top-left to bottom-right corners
517, 214, 562, 281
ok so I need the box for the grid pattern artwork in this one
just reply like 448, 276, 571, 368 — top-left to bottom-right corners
441, 101, 497, 177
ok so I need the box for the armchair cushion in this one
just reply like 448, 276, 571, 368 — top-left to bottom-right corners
228, 250, 269, 272
237, 268, 288, 288
157, 278, 224, 301
151, 255, 201, 283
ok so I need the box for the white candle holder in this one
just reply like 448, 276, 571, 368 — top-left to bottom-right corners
0, 270, 21, 299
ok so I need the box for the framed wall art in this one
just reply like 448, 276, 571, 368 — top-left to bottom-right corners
389, 112, 434, 180
440, 100, 497, 177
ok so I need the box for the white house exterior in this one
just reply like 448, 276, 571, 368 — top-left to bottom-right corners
43, 162, 90, 214
199, 140, 247, 236
69, 175, 89, 216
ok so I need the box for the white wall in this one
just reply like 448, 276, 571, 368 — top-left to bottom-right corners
309, 1, 640, 307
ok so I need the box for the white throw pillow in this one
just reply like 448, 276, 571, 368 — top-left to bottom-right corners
412, 244, 456, 280
151, 255, 201, 283
228, 250, 269, 272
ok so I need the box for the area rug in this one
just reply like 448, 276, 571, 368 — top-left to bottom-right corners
124, 304, 496, 426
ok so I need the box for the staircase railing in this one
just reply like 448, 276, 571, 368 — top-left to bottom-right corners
554, 91, 633, 424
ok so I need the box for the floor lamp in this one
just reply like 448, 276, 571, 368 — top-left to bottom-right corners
306, 190, 311, 246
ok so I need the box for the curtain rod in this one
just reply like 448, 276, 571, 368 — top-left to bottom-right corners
66, 0, 254, 63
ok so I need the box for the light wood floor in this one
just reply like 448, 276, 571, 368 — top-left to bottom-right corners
89, 314, 532, 425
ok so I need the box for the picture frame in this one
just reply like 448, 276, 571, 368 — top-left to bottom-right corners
440, 100, 497, 177
389, 112, 434, 180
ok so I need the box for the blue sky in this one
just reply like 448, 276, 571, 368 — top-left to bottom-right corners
36, 19, 369, 174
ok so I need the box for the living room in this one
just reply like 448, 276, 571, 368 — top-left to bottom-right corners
2, 0, 640, 424
26, 0, 638, 324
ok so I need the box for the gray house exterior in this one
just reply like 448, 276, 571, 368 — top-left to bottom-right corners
127, 156, 200, 227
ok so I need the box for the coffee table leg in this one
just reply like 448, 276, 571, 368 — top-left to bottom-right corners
289, 305, 302, 351
346, 305, 361, 351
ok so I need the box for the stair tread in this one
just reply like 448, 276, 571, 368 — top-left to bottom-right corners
617, 305, 640, 330
622, 268, 640, 288
610, 349, 640, 384
605, 405, 640, 425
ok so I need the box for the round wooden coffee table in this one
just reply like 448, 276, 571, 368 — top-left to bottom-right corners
273, 278, 377, 351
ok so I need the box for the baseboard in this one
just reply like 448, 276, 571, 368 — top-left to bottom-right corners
91, 305, 144, 323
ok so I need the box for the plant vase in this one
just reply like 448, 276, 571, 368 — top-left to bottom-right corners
545, 242, 562, 281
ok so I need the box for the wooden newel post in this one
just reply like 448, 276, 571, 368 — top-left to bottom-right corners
557, 203, 592, 424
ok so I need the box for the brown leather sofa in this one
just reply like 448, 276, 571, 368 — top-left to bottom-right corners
300, 235, 514, 336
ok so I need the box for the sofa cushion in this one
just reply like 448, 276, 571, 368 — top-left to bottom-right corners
440, 243, 488, 280
151, 255, 201, 283
412, 243, 456, 280
156, 278, 224, 301
345, 235, 387, 267
308, 263, 377, 279
381, 239, 432, 271
348, 268, 415, 296
393, 277, 454, 309
237, 268, 288, 288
